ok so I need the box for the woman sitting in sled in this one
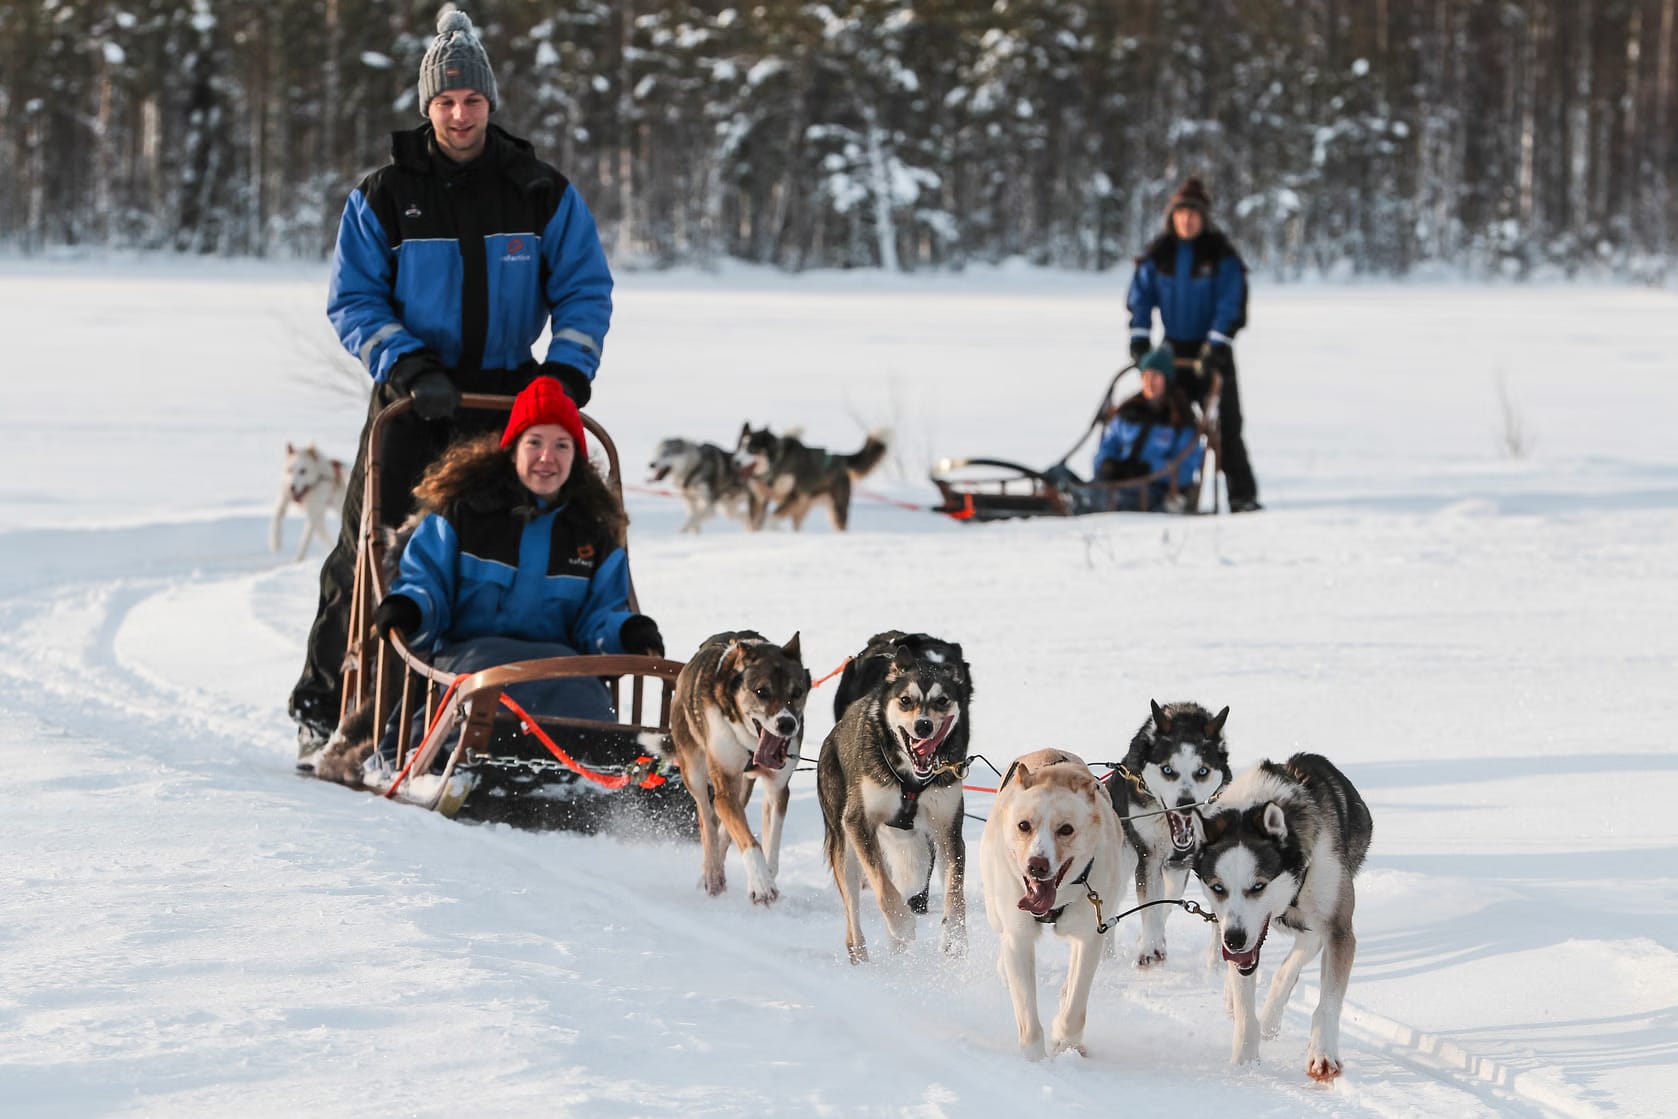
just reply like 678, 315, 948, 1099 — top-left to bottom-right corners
317, 376, 663, 785
1090, 344, 1205, 513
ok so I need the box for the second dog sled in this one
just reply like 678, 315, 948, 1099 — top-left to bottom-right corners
336, 393, 694, 835
930, 359, 1224, 523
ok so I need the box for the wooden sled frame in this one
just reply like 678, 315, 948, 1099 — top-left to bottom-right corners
338, 393, 686, 817
931, 360, 1225, 522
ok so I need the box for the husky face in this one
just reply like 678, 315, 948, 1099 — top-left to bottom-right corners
717, 632, 810, 775
878, 648, 964, 781
284, 443, 340, 503
648, 437, 694, 482
993, 754, 1112, 918
733, 424, 777, 477
1194, 798, 1304, 974
1135, 701, 1231, 852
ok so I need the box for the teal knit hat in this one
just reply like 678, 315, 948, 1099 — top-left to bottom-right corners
1140, 344, 1177, 381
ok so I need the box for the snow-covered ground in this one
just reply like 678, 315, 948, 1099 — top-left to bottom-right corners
1, 258, 1674, 1118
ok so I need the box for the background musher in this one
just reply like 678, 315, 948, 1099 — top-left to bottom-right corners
290, 5, 614, 763
1126, 177, 1261, 513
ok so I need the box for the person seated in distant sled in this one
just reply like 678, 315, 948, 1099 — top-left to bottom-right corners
370, 375, 664, 771
1091, 344, 1204, 512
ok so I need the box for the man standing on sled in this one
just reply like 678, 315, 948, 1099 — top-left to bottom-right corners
291, 6, 614, 763
1126, 177, 1261, 512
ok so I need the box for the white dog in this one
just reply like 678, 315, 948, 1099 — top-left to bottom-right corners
980, 748, 1133, 1060
271, 443, 346, 562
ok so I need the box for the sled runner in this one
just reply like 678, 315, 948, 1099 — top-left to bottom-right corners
930, 360, 1224, 523
337, 393, 694, 835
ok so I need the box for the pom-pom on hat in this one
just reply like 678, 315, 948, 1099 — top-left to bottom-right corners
418, 6, 499, 114
1168, 176, 1211, 214
1140, 344, 1178, 382
501, 376, 587, 457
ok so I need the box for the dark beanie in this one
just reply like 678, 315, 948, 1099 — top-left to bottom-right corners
1168, 177, 1211, 214
1140, 344, 1178, 382
418, 7, 499, 114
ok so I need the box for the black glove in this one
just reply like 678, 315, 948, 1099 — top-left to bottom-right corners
619, 614, 664, 657
389, 350, 460, 421
372, 594, 422, 640
1198, 340, 1233, 377
1129, 338, 1151, 363
542, 361, 593, 408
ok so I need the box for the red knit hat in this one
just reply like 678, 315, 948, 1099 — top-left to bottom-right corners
501, 376, 587, 456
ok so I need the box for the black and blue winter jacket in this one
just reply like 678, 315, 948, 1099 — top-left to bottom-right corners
1127, 230, 1247, 349
328, 124, 612, 384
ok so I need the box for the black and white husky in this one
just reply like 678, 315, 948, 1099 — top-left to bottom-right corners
647, 436, 752, 533
1192, 753, 1373, 1081
1109, 700, 1231, 968
817, 643, 969, 962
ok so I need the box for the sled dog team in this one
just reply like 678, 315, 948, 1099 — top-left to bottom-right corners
664, 627, 1373, 1078
648, 423, 890, 534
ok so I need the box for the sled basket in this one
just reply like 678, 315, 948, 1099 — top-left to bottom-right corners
335, 393, 695, 836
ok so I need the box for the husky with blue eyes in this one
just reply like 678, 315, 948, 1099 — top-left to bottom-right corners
1191, 753, 1373, 1081
1109, 700, 1232, 968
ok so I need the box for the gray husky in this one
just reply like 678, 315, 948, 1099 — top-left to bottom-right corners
1192, 753, 1373, 1080
1109, 700, 1231, 968
648, 436, 751, 533
732, 424, 890, 531
817, 644, 968, 963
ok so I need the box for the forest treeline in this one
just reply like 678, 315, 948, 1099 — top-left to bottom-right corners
3, 0, 1675, 277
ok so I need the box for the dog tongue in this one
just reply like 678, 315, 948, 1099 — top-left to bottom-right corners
750, 727, 789, 772
1221, 919, 1269, 974
1166, 810, 1196, 851
1018, 876, 1059, 917
906, 716, 955, 772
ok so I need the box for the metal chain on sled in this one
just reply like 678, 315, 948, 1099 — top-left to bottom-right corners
463, 751, 678, 787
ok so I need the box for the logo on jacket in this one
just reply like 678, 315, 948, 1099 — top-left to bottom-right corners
501, 235, 533, 265
404, 203, 422, 219
568, 543, 596, 570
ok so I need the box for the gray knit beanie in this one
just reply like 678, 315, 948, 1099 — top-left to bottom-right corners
417, 7, 498, 114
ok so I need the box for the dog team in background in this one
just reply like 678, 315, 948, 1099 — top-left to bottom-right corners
663, 627, 1372, 1078
648, 423, 890, 533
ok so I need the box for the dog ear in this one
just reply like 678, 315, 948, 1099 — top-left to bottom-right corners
885, 646, 916, 680
1200, 809, 1231, 846
1013, 761, 1035, 789
781, 631, 801, 661
1208, 705, 1230, 735
286, 441, 296, 454
1150, 698, 1170, 731
1260, 802, 1288, 840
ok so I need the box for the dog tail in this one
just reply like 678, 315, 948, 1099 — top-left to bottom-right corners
845, 429, 892, 480
640, 729, 676, 764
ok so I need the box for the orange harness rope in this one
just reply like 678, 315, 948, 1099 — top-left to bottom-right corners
496, 692, 668, 790
382, 675, 464, 798
810, 656, 851, 688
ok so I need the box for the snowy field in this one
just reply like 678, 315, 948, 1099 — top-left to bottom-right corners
1, 257, 1675, 1118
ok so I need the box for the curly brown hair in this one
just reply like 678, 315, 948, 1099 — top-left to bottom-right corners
411, 431, 627, 546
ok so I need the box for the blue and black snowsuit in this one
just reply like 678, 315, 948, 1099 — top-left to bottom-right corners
291, 123, 613, 742
376, 445, 636, 765
1092, 389, 1205, 510
1127, 229, 1258, 505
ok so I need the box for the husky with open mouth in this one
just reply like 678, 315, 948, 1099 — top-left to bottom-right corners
1192, 752, 1373, 1080
1109, 700, 1232, 968
979, 748, 1133, 1060
666, 630, 810, 904
817, 642, 970, 963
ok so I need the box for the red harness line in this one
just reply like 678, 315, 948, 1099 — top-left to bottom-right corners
382, 676, 666, 797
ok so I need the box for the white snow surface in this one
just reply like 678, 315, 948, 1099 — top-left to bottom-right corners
1, 258, 1674, 1118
